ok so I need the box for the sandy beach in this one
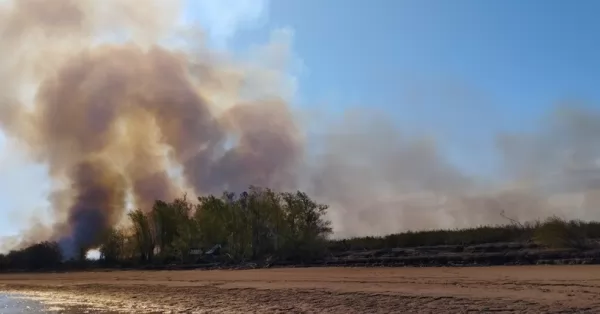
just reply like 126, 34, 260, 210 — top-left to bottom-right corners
1, 266, 600, 313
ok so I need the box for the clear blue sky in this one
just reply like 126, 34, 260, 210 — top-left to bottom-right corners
1, 0, 600, 239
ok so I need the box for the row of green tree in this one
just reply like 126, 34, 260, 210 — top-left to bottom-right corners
2, 185, 600, 271
0, 187, 334, 270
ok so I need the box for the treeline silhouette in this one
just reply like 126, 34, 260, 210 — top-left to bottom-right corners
2, 186, 600, 272
329, 218, 600, 252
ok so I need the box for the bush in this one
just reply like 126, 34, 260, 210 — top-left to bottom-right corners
98, 186, 333, 265
99, 228, 126, 265
0, 241, 62, 271
328, 224, 537, 252
329, 218, 600, 252
534, 216, 589, 249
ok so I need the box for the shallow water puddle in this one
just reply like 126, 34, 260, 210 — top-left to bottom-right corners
0, 293, 56, 313
0, 292, 124, 313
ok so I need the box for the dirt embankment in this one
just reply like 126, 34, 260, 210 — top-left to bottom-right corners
2, 266, 600, 313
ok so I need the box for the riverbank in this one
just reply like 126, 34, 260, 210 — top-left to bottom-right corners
1, 266, 600, 313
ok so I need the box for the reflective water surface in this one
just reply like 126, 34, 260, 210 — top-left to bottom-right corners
0, 293, 114, 313
0, 293, 51, 313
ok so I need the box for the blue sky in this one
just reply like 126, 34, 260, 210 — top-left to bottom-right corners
2, 0, 600, 239
187, 0, 600, 177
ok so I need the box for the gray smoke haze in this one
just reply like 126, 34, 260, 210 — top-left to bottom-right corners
303, 105, 600, 237
1, 0, 600, 254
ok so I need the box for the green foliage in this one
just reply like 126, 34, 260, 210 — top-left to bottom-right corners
192, 187, 333, 262
533, 216, 590, 249
0, 241, 62, 271
329, 219, 600, 252
153, 195, 200, 263
328, 225, 535, 252
278, 191, 332, 260
99, 228, 126, 264
128, 209, 155, 262
93, 186, 333, 265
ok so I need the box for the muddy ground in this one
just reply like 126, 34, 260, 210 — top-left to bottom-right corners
1, 266, 600, 313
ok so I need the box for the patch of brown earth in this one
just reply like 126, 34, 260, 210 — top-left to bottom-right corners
2, 266, 600, 313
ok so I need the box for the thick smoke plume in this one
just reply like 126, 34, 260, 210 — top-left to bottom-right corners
1, 0, 600, 255
0, 0, 300, 256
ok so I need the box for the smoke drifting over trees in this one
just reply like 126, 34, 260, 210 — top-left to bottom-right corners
1, 0, 600, 254
0, 0, 301, 255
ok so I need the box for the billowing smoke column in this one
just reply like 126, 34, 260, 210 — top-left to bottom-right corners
0, 0, 300, 256
2, 0, 600, 256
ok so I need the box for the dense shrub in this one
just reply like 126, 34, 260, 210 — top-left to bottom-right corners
328, 219, 600, 252
533, 216, 591, 249
0, 241, 62, 271
110, 187, 333, 265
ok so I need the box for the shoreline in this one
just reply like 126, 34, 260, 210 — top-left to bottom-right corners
2, 266, 600, 313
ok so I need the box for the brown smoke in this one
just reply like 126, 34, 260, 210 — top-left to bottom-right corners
0, 0, 300, 255
2, 0, 600, 254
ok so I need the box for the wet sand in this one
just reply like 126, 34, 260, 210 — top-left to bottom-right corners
1, 266, 600, 313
